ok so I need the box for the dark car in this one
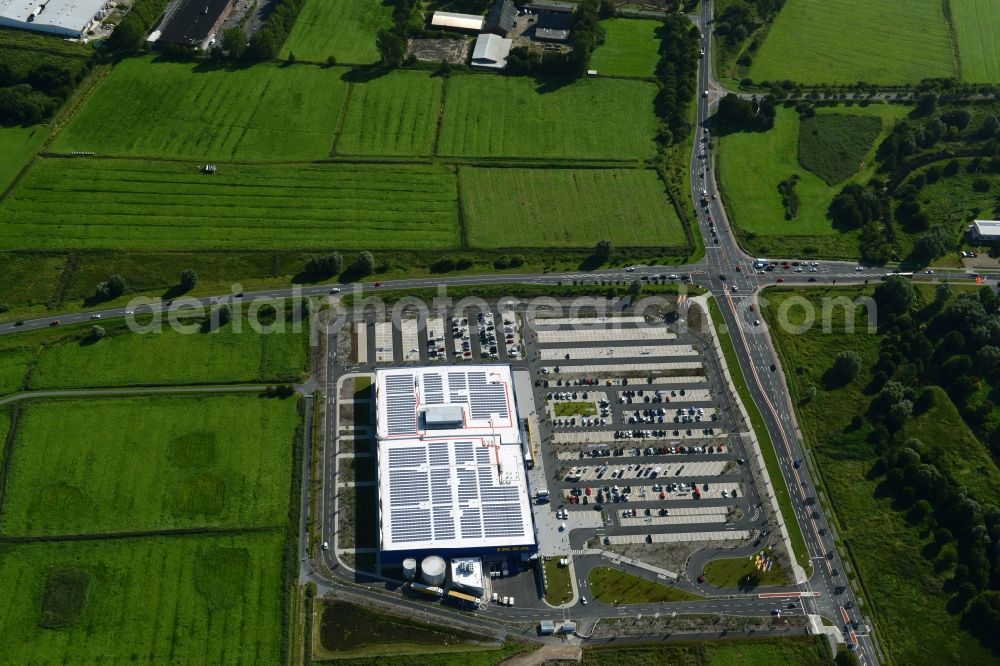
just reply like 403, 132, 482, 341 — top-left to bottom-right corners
719, 274, 727, 281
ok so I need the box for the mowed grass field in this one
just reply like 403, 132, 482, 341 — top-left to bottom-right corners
581, 637, 833, 666
438, 76, 659, 160
281, 0, 392, 65
14, 313, 308, 390
336, 70, 444, 156
749, 0, 955, 84
0, 158, 460, 250
719, 104, 905, 256
0, 126, 45, 193
51, 58, 348, 160
0, 533, 285, 664
952, 0, 1000, 82
1, 395, 298, 535
590, 18, 661, 78
460, 168, 686, 248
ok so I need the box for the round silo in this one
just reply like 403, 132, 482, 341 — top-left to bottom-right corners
420, 555, 447, 586
402, 558, 417, 580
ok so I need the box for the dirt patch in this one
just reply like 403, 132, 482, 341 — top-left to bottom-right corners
502, 644, 581, 666
409, 38, 470, 64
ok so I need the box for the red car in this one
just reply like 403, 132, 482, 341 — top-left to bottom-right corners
777, 277, 785, 283
49, 320, 60, 326
735, 265, 741, 272
374, 282, 382, 287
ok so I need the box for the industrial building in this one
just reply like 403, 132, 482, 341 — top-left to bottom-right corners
0, 0, 107, 37
430, 10, 484, 32
471, 33, 512, 69
970, 220, 1000, 243
484, 0, 516, 37
526, 1, 575, 42
153, 0, 234, 50
375, 365, 537, 569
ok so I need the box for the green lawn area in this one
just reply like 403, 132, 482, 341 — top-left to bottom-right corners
0, 532, 285, 664
553, 401, 597, 417
51, 58, 348, 161
336, 69, 444, 156
1, 395, 298, 535
761, 286, 999, 664
718, 104, 906, 258
460, 168, 687, 248
588, 567, 702, 604
281, 0, 393, 65
797, 114, 883, 186
702, 548, 789, 588
543, 557, 573, 605
0, 125, 45, 193
590, 18, 661, 78
438, 76, 659, 160
0, 158, 460, 250
0, 346, 33, 396
952, 0, 1000, 82
748, 0, 955, 84
707, 297, 811, 573
581, 637, 833, 666
16, 312, 308, 389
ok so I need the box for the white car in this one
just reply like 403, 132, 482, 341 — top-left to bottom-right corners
329, 287, 341, 294
754, 319, 760, 326
91, 313, 102, 319
321, 541, 329, 550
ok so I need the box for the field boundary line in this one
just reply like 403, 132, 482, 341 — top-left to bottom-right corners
0, 384, 273, 407
0, 403, 23, 524
454, 165, 469, 250
432, 74, 449, 157
47, 251, 78, 311
942, 0, 963, 80
0, 524, 280, 543
330, 81, 354, 156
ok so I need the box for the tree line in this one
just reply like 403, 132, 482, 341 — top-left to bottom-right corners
653, 14, 700, 146
846, 276, 1000, 650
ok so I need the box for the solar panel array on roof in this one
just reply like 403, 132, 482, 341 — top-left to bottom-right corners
423, 373, 445, 404
384, 374, 417, 436
381, 439, 530, 548
468, 371, 509, 420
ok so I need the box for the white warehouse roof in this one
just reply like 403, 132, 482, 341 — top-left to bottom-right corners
376, 366, 521, 444
375, 365, 534, 552
431, 10, 484, 31
973, 220, 1000, 234
0, 0, 106, 37
377, 436, 534, 551
471, 33, 512, 69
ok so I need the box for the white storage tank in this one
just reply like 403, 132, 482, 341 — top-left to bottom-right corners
402, 558, 417, 580
420, 555, 446, 586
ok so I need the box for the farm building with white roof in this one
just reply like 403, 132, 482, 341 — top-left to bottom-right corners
0, 0, 107, 37
375, 366, 537, 565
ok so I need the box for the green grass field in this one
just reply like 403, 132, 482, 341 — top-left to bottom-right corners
749, 0, 955, 84
719, 104, 905, 258
797, 114, 883, 185
590, 19, 661, 78
581, 637, 832, 666
336, 70, 444, 156
460, 168, 686, 248
438, 76, 659, 160
912, 161, 1000, 251
0, 158, 460, 250
588, 567, 702, 604
702, 549, 788, 587
762, 286, 999, 664
952, 0, 1000, 82
10, 312, 308, 390
0, 532, 285, 664
1, 395, 298, 535
51, 58, 348, 161
282, 0, 393, 65
0, 126, 46, 193
543, 558, 573, 605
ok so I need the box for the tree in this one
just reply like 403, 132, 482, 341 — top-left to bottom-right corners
352, 251, 375, 276
94, 274, 126, 301
286, 51, 297, 65
593, 239, 615, 264
916, 91, 938, 115
305, 252, 343, 277
874, 276, 916, 315
935, 282, 952, 304
912, 225, 950, 264
179, 269, 198, 292
628, 279, 643, 298
217, 304, 232, 326
221, 26, 247, 58
832, 350, 861, 383
376, 29, 406, 66
834, 650, 858, 666
90, 325, 106, 340
325, 55, 338, 67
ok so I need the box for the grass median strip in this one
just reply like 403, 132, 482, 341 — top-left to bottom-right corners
589, 567, 702, 604
543, 557, 574, 605
706, 297, 811, 574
